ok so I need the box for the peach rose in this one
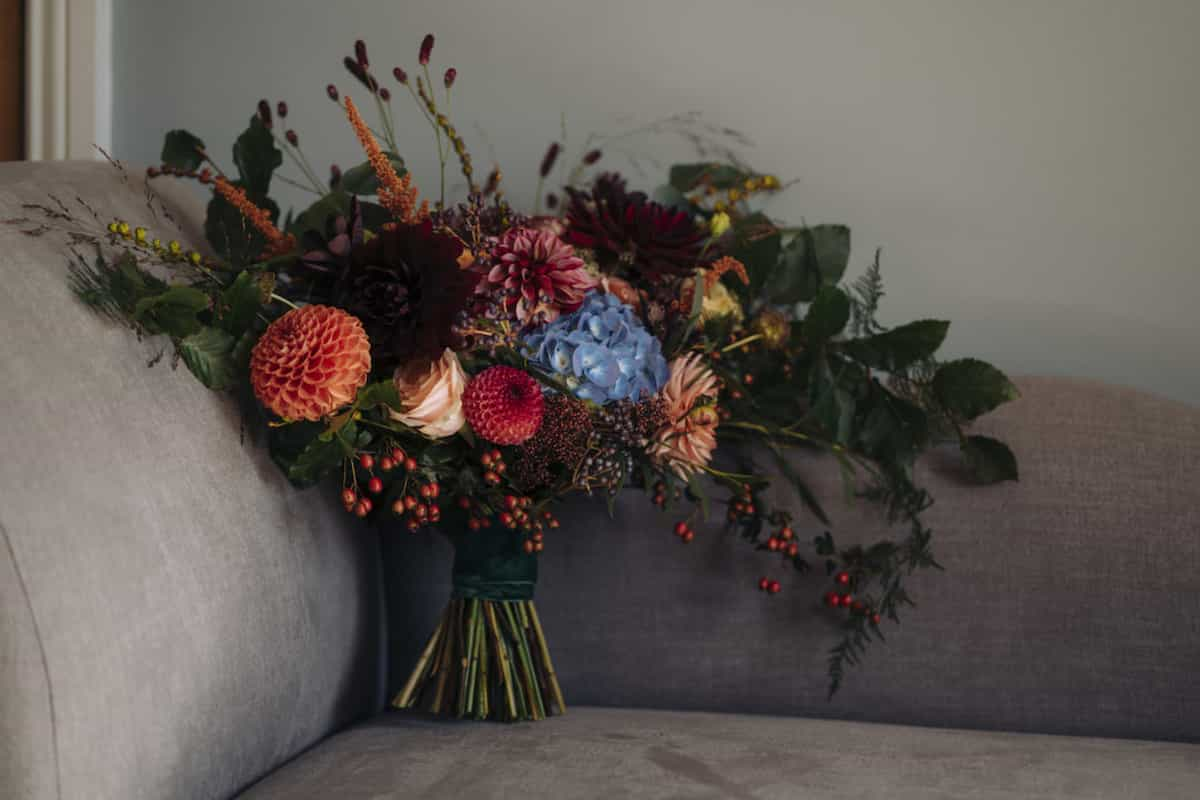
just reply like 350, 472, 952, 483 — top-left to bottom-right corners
390, 348, 467, 438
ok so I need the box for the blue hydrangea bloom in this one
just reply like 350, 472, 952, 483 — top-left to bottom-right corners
523, 291, 669, 404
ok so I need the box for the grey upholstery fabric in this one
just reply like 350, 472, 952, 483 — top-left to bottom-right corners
0, 161, 384, 800
239, 707, 1200, 799
385, 377, 1200, 742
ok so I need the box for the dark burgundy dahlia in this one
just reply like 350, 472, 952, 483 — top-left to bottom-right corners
339, 220, 479, 370
564, 173, 707, 281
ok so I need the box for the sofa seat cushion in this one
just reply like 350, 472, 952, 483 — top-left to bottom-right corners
239, 707, 1200, 799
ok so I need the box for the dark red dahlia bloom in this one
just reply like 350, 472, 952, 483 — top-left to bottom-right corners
564, 173, 707, 280
341, 220, 479, 369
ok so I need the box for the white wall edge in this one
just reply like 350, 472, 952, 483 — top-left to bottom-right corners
25, 0, 113, 160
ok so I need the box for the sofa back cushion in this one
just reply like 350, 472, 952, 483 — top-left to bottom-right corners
385, 376, 1200, 742
0, 162, 383, 800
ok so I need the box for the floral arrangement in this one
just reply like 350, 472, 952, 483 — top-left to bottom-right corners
52, 34, 1018, 720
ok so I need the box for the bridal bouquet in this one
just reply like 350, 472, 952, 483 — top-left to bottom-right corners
56, 34, 1017, 720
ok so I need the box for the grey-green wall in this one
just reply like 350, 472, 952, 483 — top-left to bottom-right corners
114, 0, 1200, 404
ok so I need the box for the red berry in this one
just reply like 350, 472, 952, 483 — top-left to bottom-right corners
354, 501, 369, 518
484, 471, 500, 485
523, 539, 535, 554
341, 488, 356, 506
480, 452, 493, 467
429, 482, 440, 498
840, 594, 853, 607
468, 517, 481, 531
392, 447, 405, 463
380, 456, 394, 472
768, 580, 781, 594
367, 477, 383, 494
491, 449, 502, 462
787, 543, 799, 558
457, 496, 471, 509
359, 454, 374, 469
506, 495, 519, 510
499, 512, 514, 528
407, 519, 420, 532
404, 457, 418, 472
836, 571, 850, 586
872, 613, 882, 625
673, 521, 688, 536
419, 484, 432, 499
682, 530, 695, 543
826, 592, 841, 607
767, 537, 780, 552
780, 526, 794, 541
392, 499, 405, 514
404, 496, 418, 511
759, 577, 770, 591
745, 504, 755, 515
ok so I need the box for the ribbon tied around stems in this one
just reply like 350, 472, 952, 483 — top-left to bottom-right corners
450, 527, 537, 601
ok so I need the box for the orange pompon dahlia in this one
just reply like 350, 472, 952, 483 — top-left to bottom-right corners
250, 305, 371, 421
649, 352, 720, 478
212, 177, 296, 257
343, 96, 428, 223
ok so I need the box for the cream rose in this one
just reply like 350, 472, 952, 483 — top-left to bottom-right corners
390, 348, 467, 438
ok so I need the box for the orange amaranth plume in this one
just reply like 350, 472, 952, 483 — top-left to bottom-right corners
343, 96, 428, 223
212, 177, 296, 257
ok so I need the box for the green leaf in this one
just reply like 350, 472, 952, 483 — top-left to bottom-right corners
287, 190, 350, 241
269, 420, 358, 488
807, 357, 856, 444
767, 225, 851, 304
177, 326, 237, 390
652, 184, 691, 212
856, 387, 930, 463
356, 380, 402, 412
161, 130, 206, 171
133, 285, 210, 338
843, 320, 950, 372
217, 271, 269, 335
668, 162, 752, 191
231, 328, 260, 372
933, 359, 1019, 420
728, 212, 781, 298
803, 286, 851, 342
205, 186, 280, 267
340, 152, 406, 195
232, 116, 282, 196
962, 435, 1019, 483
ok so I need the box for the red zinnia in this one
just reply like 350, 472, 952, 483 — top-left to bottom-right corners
462, 366, 544, 445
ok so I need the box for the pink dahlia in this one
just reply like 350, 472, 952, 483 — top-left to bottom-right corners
649, 353, 720, 478
485, 227, 597, 325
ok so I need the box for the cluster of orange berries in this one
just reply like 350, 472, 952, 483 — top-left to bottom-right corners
649, 480, 680, 508
757, 576, 782, 594
824, 571, 882, 625
726, 485, 757, 522
672, 520, 696, 544
479, 449, 507, 486
765, 525, 800, 559
695, 174, 782, 213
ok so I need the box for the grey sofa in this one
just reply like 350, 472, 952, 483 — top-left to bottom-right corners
2, 161, 1198, 800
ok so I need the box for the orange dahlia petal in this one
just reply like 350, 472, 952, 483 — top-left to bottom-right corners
250, 305, 372, 421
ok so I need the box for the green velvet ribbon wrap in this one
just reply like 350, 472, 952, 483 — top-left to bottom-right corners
450, 527, 537, 601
